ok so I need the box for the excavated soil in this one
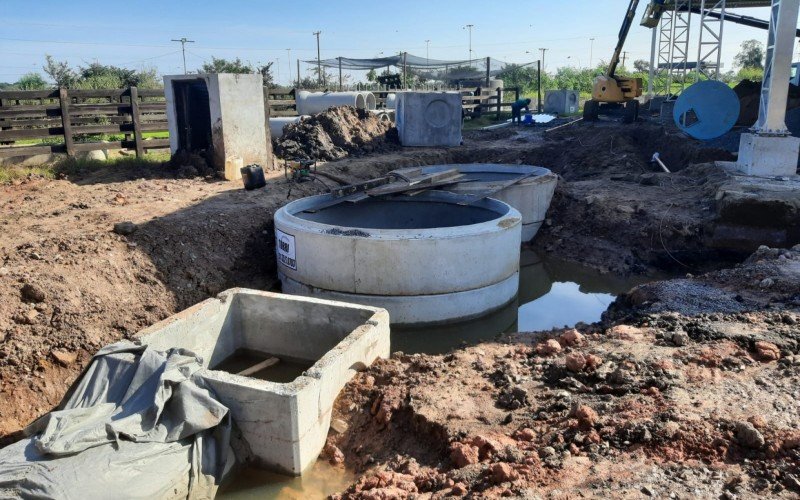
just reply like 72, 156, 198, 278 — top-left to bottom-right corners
1, 118, 798, 499
325, 246, 800, 499
274, 106, 397, 161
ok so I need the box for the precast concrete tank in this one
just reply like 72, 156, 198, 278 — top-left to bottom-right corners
274, 191, 522, 326
393, 164, 558, 241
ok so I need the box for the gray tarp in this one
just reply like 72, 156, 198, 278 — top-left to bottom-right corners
0, 341, 233, 499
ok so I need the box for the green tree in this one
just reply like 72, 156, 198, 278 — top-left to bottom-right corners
734, 40, 765, 69
43, 54, 76, 87
633, 59, 650, 73
15, 72, 49, 90
366, 68, 377, 82
200, 57, 253, 74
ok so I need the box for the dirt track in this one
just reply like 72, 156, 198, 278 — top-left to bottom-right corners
1, 116, 798, 497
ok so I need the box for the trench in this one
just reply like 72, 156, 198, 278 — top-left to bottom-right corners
216, 248, 660, 498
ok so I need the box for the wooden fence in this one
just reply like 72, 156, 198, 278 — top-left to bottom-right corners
0, 85, 522, 160
0, 87, 169, 159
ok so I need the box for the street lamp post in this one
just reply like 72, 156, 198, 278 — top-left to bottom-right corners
464, 24, 474, 62
589, 37, 595, 68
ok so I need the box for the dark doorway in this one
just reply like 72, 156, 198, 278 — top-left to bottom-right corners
173, 79, 212, 152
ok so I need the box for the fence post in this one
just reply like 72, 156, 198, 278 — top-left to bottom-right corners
129, 86, 144, 158
515, 87, 520, 103
485, 57, 490, 86
58, 87, 75, 157
496, 87, 502, 121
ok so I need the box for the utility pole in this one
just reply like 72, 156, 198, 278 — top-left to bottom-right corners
539, 48, 548, 71
171, 37, 195, 74
313, 31, 322, 86
589, 37, 595, 68
622, 51, 628, 68
464, 24, 474, 62
287, 49, 292, 86
425, 39, 431, 66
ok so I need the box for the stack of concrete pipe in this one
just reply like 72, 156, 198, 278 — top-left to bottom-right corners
295, 90, 376, 115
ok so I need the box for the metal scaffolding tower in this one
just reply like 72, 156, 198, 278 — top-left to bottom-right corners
696, 0, 727, 80
657, 9, 676, 94
669, 0, 693, 93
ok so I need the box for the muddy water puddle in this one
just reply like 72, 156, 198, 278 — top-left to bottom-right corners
213, 350, 313, 383
217, 460, 354, 499
392, 249, 656, 354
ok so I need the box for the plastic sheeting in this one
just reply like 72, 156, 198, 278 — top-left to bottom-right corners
0, 342, 233, 499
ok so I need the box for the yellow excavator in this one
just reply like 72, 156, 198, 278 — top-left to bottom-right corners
583, 0, 646, 123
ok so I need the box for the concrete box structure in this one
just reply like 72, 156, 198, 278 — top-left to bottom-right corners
395, 92, 462, 147
164, 73, 272, 172
544, 90, 579, 115
734, 133, 800, 177
136, 288, 390, 475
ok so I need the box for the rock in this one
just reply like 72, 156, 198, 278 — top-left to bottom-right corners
585, 354, 603, 369
52, 350, 77, 366
747, 415, 767, 429
323, 443, 345, 465
13, 309, 40, 325
573, 404, 599, 427
755, 341, 781, 361
488, 463, 519, 484
608, 324, 644, 341
671, 331, 690, 346
565, 352, 587, 372
21, 283, 46, 303
516, 428, 536, 442
113, 221, 138, 235
450, 442, 480, 468
536, 339, 562, 356
498, 385, 529, 410
735, 421, 765, 449
451, 483, 467, 496
559, 329, 584, 347
331, 418, 349, 434
759, 278, 775, 288
781, 432, 800, 450
86, 150, 106, 161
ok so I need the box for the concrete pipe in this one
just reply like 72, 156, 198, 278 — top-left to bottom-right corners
385, 93, 397, 110
268, 116, 306, 139
295, 91, 367, 115
274, 191, 522, 326
362, 92, 377, 110
368, 110, 392, 123
392, 164, 558, 241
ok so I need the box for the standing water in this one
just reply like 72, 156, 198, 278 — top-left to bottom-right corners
218, 249, 657, 497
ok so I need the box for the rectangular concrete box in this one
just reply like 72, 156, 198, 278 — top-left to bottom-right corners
395, 92, 463, 147
163, 73, 273, 172
544, 90, 579, 115
734, 133, 800, 177
135, 288, 390, 475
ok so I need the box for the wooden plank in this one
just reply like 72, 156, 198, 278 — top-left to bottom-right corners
66, 89, 129, 99
72, 141, 123, 152
59, 88, 75, 157
0, 108, 65, 119
0, 90, 60, 100
137, 89, 165, 97
0, 144, 65, 158
0, 127, 63, 141
138, 138, 170, 150
71, 124, 133, 135
129, 86, 144, 158
237, 357, 280, 377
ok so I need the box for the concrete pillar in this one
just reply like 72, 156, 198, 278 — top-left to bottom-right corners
734, 0, 800, 177
648, 26, 657, 98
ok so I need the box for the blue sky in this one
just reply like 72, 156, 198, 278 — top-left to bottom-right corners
0, 1, 779, 85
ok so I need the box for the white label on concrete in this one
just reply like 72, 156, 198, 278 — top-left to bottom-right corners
276, 230, 297, 270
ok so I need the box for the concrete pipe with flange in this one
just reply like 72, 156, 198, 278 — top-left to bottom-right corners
274, 191, 522, 326
296, 91, 370, 115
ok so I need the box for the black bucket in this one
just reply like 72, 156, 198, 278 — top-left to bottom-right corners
241, 164, 266, 190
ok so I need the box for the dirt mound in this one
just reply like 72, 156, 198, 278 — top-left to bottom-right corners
326, 247, 800, 498
521, 122, 734, 181
274, 106, 397, 161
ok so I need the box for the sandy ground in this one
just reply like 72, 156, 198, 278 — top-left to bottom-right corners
1, 113, 798, 497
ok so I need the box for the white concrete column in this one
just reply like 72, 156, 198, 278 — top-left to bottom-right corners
754, 0, 800, 135
648, 26, 657, 98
